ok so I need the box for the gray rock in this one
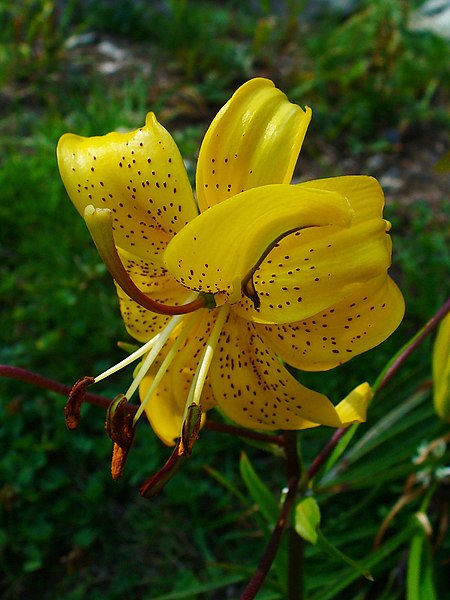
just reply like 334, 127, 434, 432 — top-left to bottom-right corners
409, 0, 450, 40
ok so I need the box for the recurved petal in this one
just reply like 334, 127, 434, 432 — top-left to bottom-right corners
334, 382, 372, 424
290, 382, 372, 430
234, 215, 393, 324
196, 78, 312, 211
256, 274, 405, 370
57, 113, 198, 261
209, 312, 363, 430
164, 183, 352, 301
298, 176, 385, 224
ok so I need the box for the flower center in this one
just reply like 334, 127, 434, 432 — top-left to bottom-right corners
86, 301, 230, 443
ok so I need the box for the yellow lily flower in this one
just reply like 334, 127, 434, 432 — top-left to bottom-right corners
432, 313, 450, 422
57, 78, 404, 446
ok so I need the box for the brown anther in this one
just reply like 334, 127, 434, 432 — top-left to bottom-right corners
179, 403, 202, 456
64, 376, 95, 430
111, 443, 128, 480
105, 394, 136, 479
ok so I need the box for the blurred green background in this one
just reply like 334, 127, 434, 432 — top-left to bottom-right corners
1, 1, 449, 598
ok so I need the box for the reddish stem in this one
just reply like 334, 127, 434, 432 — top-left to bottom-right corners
240, 475, 299, 600
205, 420, 285, 446
0, 365, 136, 413
0, 365, 285, 449
377, 296, 450, 391
306, 296, 450, 482
307, 427, 347, 480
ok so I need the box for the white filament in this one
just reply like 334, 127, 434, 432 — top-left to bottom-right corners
133, 312, 198, 424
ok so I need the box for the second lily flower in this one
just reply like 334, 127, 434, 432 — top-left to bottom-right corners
57, 78, 405, 445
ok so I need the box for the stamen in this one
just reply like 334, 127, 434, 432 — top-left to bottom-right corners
186, 305, 230, 410
125, 312, 187, 401
84, 205, 214, 315
94, 332, 161, 384
133, 312, 199, 424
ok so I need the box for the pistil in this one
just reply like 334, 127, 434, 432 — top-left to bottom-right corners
241, 226, 306, 308
84, 205, 214, 315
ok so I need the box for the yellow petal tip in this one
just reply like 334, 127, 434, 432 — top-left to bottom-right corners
335, 382, 373, 425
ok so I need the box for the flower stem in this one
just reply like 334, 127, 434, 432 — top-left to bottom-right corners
204, 420, 285, 446
0, 364, 288, 448
0, 365, 123, 412
306, 296, 450, 482
240, 475, 299, 600
374, 295, 450, 393
307, 427, 347, 480
284, 431, 304, 600
239, 431, 302, 600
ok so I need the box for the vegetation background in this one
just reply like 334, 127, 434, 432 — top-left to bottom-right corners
0, 0, 449, 598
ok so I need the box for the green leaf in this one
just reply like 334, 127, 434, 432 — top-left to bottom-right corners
407, 532, 424, 600
311, 522, 417, 600
321, 388, 431, 487
295, 496, 321, 544
239, 452, 280, 526
316, 529, 373, 581
333, 388, 429, 469
321, 424, 359, 476
203, 465, 250, 506
407, 516, 438, 600
239, 453, 289, 589
153, 573, 246, 599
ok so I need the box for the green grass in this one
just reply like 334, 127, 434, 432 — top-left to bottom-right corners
1, 1, 449, 598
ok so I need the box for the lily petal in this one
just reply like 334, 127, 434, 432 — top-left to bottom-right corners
164, 183, 353, 302
196, 78, 312, 211
432, 312, 450, 422
209, 312, 364, 430
257, 274, 404, 370
335, 382, 372, 423
235, 214, 393, 324
57, 113, 198, 262
292, 382, 372, 430
139, 367, 184, 446
299, 176, 385, 224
